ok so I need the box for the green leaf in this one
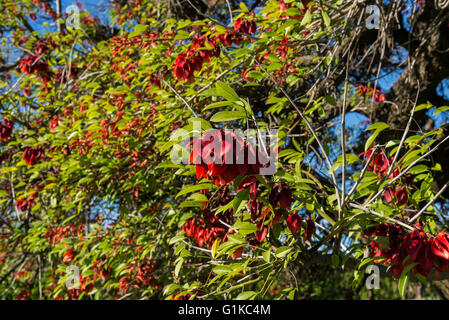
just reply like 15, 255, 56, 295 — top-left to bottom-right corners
246, 71, 264, 81
366, 122, 390, 131
321, 10, 331, 28
236, 291, 257, 300
233, 189, 249, 214
210, 111, 246, 122
239, 2, 249, 12
262, 248, 271, 263
203, 101, 232, 111
234, 221, 259, 236
174, 258, 184, 278
414, 102, 432, 113
275, 246, 292, 258
365, 123, 390, 151
176, 183, 216, 198
216, 81, 240, 101
398, 262, 417, 297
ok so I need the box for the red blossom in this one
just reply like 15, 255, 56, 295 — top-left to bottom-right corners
303, 217, 315, 242
414, 240, 437, 278
286, 214, 302, 235
403, 230, 425, 262
233, 18, 257, 35
189, 129, 266, 186
255, 221, 268, 242
0, 118, 14, 141
395, 186, 408, 206
384, 188, 395, 203
268, 183, 292, 210
431, 232, 449, 261
23, 146, 45, 165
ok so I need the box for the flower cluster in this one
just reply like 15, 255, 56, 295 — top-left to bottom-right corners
182, 188, 233, 248
356, 85, 385, 103
182, 211, 233, 249
365, 223, 449, 278
359, 148, 395, 178
173, 18, 257, 82
118, 257, 160, 294
19, 55, 53, 85
384, 186, 408, 206
23, 146, 45, 166
360, 148, 408, 206
43, 222, 86, 245
18, 38, 57, 85
0, 118, 13, 142
173, 34, 221, 83
237, 178, 316, 243
32, 0, 58, 19
16, 193, 38, 212
233, 17, 257, 35
190, 129, 267, 186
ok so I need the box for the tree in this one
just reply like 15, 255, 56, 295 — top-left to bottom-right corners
1, 0, 449, 300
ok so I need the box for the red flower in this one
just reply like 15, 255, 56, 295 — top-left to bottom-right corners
389, 168, 400, 180
50, 117, 59, 131
431, 232, 449, 261
248, 198, 262, 222
16, 198, 34, 212
373, 152, 390, 175
268, 183, 292, 210
23, 87, 31, 96
278, 184, 292, 209
270, 209, 283, 228
384, 187, 408, 206
23, 146, 45, 165
189, 129, 265, 186
255, 221, 268, 242
356, 85, 367, 95
414, 240, 436, 278
230, 247, 243, 260
62, 249, 76, 263
279, 0, 288, 13
395, 186, 408, 206
233, 18, 257, 35
19, 55, 54, 84
0, 118, 14, 141
173, 53, 194, 83
356, 85, 385, 104
238, 175, 259, 198
303, 217, 315, 242
390, 246, 409, 278
172, 34, 221, 83
403, 230, 425, 262
286, 214, 302, 235
384, 187, 395, 203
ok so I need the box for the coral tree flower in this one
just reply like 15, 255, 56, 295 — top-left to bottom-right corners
303, 217, 315, 242
23, 146, 44, 166
432, 232, 449, 261
287, 214, 302, 235
189, 129, 266, 186
0, 118, 13, 141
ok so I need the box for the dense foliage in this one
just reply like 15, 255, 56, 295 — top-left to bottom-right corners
1, 0, 449, 300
